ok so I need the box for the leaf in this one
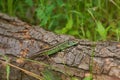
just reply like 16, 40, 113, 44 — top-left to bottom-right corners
48, 20, 54, 30
65, 15, 73, 30
68, 30, 79, 36
25, 0, 33, 7
86, 30, 92, 40
36, 7, 48, 27
42, 69, 61, 80
71, 77, 79, 80
56, 0, 65, 7
83, 75, 92, 80
96, 21, 106, 40
46, 5, 55, 15
70, 10, 83, 18
61, 15, 73, 34
6, 64, 10, 80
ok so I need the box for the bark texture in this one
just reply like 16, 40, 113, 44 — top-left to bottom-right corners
0, 13, 120, 80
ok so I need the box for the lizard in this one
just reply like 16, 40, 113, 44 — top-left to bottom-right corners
0, 39, 78, 63
27, 39, 79, 59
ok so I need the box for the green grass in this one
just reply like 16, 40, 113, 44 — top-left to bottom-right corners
4, 56, 10, 80
42, 69, 61, 80
0, 54, 10, 80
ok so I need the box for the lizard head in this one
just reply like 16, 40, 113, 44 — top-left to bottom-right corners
67, 40, 78, 46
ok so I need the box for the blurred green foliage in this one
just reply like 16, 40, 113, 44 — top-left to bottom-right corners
0, 54, 10, 80
0, 0, 120, 41
83, 75, 92, 80
42, 69, 61, 80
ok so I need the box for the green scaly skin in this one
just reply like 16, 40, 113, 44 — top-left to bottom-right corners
28, 40, 78, 59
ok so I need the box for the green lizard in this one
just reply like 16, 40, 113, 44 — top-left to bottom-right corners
27, 40, 78, 59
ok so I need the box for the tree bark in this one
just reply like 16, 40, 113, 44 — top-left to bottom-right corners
0, 13, 119, 80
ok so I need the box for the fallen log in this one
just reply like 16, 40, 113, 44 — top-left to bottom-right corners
0, 13, 119, 80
